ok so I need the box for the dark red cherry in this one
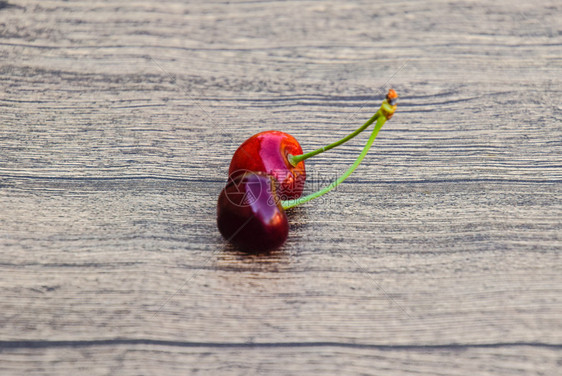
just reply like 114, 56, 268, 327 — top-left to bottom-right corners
217, 172, 289, 253
228, 131, 305, 200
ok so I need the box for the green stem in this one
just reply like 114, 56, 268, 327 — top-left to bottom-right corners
287, 112, 381, 166
281, 113, 388, 210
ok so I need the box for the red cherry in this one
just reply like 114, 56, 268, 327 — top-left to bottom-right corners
218, 89, 398, 252
217, 172, 289, 253
228, 131, 306, 200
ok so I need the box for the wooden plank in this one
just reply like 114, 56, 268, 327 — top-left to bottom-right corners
1, 0, 561, 375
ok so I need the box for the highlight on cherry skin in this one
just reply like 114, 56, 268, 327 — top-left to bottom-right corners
217, 89, 398, 253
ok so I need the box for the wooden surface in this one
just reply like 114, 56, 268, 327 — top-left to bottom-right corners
1, 1, 561, 375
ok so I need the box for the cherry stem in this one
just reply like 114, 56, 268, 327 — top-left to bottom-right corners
287, 112, 381, 166
281, 95, 396, 210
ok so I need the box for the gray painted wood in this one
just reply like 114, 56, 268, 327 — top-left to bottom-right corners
1, 0, 561, 375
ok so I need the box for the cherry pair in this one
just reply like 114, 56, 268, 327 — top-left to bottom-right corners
217, 89, 398, 252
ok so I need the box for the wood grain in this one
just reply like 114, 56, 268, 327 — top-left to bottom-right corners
1, 0, 561, 375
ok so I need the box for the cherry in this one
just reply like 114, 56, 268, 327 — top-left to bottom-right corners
218, 89, 398, 253
227, 89, 399, 200
217, 171, 289, 252
229, 131, 305, 200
